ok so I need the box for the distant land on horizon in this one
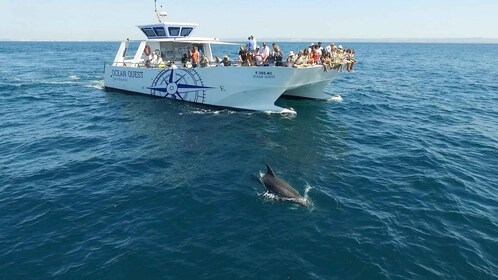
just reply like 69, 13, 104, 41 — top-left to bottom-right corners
239, 38, 498, 44
1, 38, 498, 44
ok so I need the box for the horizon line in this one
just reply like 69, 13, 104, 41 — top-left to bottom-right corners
1, 37, 498, 44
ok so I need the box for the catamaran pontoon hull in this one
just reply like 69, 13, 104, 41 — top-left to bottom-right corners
103, 64, 340, 113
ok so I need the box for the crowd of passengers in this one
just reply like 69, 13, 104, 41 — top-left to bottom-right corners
241, 36, 356, 72
144, 35, 356, 72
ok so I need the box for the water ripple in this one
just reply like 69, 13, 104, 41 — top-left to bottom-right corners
0, 42, 497, 279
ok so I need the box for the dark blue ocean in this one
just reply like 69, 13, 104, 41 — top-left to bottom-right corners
0, 41, 497, 279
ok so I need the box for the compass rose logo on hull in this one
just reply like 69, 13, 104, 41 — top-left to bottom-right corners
148, 68, 214, 103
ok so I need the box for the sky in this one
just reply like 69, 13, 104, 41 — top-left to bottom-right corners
1, 0, 498, 41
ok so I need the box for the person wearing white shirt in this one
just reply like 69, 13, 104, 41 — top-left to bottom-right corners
325, 43, 335, 55
258, 43, 270, 65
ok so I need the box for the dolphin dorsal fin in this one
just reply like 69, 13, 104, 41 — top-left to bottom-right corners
266, 163, 276, 177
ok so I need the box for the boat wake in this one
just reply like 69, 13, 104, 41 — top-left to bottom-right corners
86, 80, 105, 90
180, 108, 238, 115
180, 108, 296, 116
327, 95, 343, 102
263, 107, 296, 115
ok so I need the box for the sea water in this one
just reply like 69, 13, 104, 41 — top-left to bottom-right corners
0, 42, 497, 279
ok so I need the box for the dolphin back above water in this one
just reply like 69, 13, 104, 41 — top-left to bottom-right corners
261, 164, 309, 207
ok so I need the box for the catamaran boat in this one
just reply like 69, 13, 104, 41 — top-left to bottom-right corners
103, 3, 344, 113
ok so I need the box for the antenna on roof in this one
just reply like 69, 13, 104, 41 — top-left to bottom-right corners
154, 0, 168, 23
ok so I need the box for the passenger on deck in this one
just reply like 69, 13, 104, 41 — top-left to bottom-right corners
254, 47, 263, 66
351, 49, 356, 70
148, 54, 158, 68
307, 43, 314, 57
181, 53, 190, 67
168, 61, 178, 69
303, 47, 312, 61
246, 51, 254, 66
258, 43, 270, 66
222, 55, 231, 66
190, 47, 200, 68
246, 35, 257, 52
153, 49, 164, 68
312, 45, 321, 65
239, 47, 248, 66
293, 50, 308, 67
346, 49, 356, 72
325, 43, 335, 55
200, 54, 210, 67
332, 46, 344, 70
273, 44, 284, 66
215, 55, 222, 66
268, 43, 277, 64
144, 51, 155, 68
286, 51, 295, 67
322, 52, 332, 72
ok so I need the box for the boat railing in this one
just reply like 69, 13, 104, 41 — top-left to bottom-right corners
111, 60, 347, 72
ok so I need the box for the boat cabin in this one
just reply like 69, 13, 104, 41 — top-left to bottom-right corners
112, 22, 238, 68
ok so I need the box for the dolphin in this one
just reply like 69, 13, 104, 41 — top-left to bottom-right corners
261, 163, 309, 207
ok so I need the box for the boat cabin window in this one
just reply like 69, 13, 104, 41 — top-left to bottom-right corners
153, 27, 166, 37
141, 28, 156, 37
168, 27, 180, 37
180, 28, 193, 37
159, 42, 195, 61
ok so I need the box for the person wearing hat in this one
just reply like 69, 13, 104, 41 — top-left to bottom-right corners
222, 55, 231, 66
286, 51, 296, 67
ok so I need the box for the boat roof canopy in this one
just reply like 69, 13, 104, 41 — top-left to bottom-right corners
137, 22, 199, 39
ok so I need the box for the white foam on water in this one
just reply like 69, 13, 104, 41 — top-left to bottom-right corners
42, 81, 78, 85
327, 95, 343, 102
181, 108, 257, 116
263, 107, 297, 116
257, 171, 313, 208
69, 75, 80, 80
180, 108, 238, 115
191, 109, 223, 115
302, 184, 314, 208
86, 80, 105, 90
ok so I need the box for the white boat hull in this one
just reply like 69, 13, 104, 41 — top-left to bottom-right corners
104, 65, 341, 112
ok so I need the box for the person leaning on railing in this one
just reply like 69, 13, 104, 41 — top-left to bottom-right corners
239, 47, 249, 66
200, 54, 210, 67
222, 55, 231, 66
